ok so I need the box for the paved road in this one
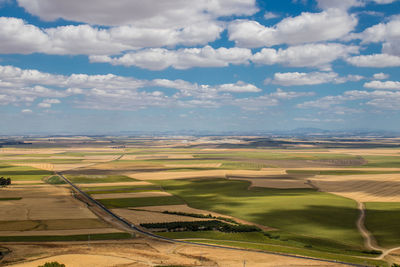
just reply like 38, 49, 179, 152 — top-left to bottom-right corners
57, 172, 370, 267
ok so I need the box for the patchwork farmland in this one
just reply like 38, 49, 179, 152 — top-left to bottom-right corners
1, 136, 400, 266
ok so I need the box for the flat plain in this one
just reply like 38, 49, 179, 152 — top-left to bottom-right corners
1, 136, 400, 266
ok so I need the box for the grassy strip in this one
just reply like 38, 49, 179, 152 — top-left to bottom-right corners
87, 189, 160, 195
0, 197, 22, 201
0, 232, 132, 242
365, 202, 400, 248
360, 156, 400, 168
44, 175, 66, 184
0, 166, 53, 181
220, 162, 268, 170
99, 196, 184, 208
179, 239, 387, 267
158, 231, 370, 257
82, 185, 161, 194
66, 174, 136, 184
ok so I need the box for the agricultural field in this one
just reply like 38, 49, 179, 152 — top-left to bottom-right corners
1, 136, 400, 266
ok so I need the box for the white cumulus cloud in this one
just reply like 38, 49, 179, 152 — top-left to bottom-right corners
252, 43, 359, 70
90, 46, 252, 70
228, 9, 357, 48
364, 80, 400, 90
346, 53, 400, 67
16, 0, 257, 27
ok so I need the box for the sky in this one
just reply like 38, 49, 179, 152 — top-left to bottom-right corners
0, 0, 400, 134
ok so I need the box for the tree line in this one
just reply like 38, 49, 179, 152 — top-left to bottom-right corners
141, 220, 261, 233
0, 177, 11, 187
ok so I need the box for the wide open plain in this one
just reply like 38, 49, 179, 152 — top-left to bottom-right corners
1, 136, 400, 266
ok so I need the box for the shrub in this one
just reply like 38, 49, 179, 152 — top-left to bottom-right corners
38, 262, 66, 267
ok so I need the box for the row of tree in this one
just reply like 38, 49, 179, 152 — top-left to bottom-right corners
141, 220, 261, 233
0, 177, 11, 187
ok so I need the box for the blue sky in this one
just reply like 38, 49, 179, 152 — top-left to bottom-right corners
0, 0, 399, 134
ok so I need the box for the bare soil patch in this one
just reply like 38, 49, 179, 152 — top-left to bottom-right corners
1, 238, 342, 267
9, 253, 135, 267
0, 185, 97, 221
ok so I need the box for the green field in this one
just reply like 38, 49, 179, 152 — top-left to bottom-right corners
0, 165, 53, 181
82, 185, 162, 194
65, 174, 136, 184
152, 178, 363, 251
365, 202, 400, 248
361, 156, 400, 168
98, 196, 184, 208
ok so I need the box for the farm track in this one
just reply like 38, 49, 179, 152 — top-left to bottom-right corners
356, 202, 379, 252
357, 202, 400, 260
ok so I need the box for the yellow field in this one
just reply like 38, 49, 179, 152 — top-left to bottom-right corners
310, 173, 400, 202
112, 208, 212, 224
0, 185, 97, 221
5, 239, 342, 267
128, 169, 287, 181
0, 228, 123, 236
9, 254, 136, 267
